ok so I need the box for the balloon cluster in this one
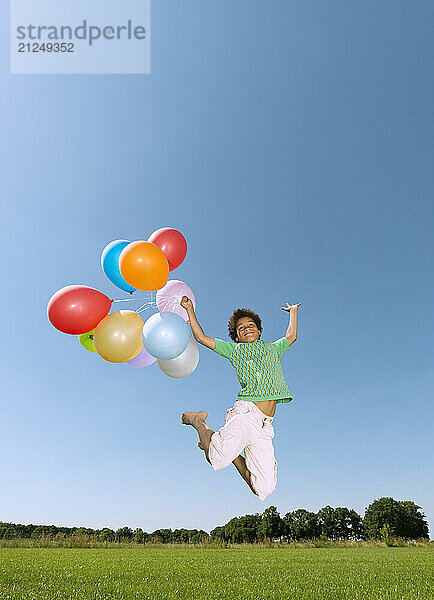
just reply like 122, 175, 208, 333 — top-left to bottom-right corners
47, 227, 199, 378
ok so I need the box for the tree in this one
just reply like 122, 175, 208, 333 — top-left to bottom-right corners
73, 527, 95, 538
258, 507, 283, 541
399, 501, 429, 539
116, 527, 133, 542
283, 509, 319, 541
177, 529, 194, 543
317, 506, 339, 540
223, 515, 261, 543
363, 497, 429, 540
189, 529, 208, 543
224, 518, 244, 543
380, 523, 392, 546
150, 528, 172, 543
334, 507, 363, 540
210, 525, 226, 541
133, 528, 147, 544
237, 515, 261, 543
3, 527, 16, 540
31, 526, 49, 539
98, 528, 115, 542
348, 509, 365, 540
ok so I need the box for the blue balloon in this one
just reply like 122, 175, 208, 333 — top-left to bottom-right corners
101, 240, 136, 293
143, 312, 190, 360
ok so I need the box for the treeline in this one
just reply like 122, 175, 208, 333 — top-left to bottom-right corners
0, 497, 429, 545
0, 523, 208, 544
211, 498, 429, 543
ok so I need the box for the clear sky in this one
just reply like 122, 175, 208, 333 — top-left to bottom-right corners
1, 1, 432, 536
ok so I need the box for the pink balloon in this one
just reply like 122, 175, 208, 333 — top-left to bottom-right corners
156, 280, 196, 323
127, 346, 156, 367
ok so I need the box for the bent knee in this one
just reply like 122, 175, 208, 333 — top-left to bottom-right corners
208, 440, 234, 471
248, 459, 278, 500
249, 470, 277, 500
209, 455, 232, 471
211, 460, 229, 471
252, 482, 276, 501
208, 430, 244, 471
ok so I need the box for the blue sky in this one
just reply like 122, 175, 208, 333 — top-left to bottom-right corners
1, 1, 433, 536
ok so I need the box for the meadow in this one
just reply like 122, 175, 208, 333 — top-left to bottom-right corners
0, 545, 432, 600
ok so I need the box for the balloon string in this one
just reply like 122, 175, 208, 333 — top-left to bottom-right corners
137, 302, 156, 314
112, 295, 151, 303
136, 301, 152, 311
112, 293, 183, 314
112, 293, 182, 301
158, 295, 181, 311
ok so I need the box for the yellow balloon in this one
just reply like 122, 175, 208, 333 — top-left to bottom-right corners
94, 310, 143, 363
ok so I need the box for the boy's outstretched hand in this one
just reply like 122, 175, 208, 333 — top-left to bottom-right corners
180, 296, 194, 311
281, 302, 302, 312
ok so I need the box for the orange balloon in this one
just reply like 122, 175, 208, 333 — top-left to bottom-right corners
119, 241, 169, 291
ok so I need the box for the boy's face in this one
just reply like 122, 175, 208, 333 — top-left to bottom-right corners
235, 317, 260, 343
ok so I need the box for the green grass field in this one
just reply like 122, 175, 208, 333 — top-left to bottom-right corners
0, 546, 432, 599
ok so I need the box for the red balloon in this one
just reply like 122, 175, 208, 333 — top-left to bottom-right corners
47, 285, 112, 335
147, 227, 187, 271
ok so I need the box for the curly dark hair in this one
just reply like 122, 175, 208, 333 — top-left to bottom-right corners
228, 308, 262, 342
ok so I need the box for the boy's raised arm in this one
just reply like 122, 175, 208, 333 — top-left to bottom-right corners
281, 302, 302, 344
180, 296, 216, 350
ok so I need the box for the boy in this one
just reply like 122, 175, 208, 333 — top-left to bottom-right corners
180, 297, 301, 500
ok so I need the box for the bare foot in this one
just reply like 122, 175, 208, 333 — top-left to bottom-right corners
181, 410, 207, 426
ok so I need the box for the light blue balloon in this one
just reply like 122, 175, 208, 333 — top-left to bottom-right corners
143, 312, 190, 360
101, 240, 136, 293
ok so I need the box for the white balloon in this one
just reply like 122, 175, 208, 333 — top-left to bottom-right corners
157, 335, 199, 378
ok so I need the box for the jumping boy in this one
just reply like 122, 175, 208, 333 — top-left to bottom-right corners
180, 297, 301, 500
